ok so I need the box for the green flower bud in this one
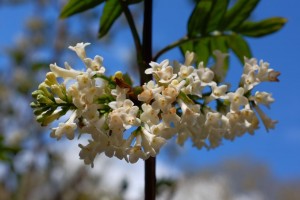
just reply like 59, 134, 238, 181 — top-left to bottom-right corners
45, 72, 58, 86
38, 83, 52, 98
37, 94, 54, 105
33, 106, 50, 116
32, 90, 44, 99
51, 85, 66, 101
30, 101, 40, 108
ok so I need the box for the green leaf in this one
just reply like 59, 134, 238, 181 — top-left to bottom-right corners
194, 37, 211, 65
227, 34, 252, 63
206, 0, 230, 33
221, 0, 260, 30
127, 0, 144, 3
180, 38, 210, 65
234, 17, 287, 37
60, 0, 105, 18
180, 41, 194, 55
210, 35, 228, 54
98, 0, 122, 38
188, 0, 214, 36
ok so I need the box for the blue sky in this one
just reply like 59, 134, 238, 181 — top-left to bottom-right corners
0, 0, 299, 181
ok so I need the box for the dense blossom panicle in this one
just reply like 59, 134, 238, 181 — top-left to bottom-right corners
31, 43, 280, 166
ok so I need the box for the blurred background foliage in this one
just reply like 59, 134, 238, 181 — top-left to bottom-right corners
0, 0, 298, 200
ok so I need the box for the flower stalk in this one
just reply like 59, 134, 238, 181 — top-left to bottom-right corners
141, 1, 156, 200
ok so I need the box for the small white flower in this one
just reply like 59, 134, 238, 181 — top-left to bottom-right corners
179, 101, 200, 126
50, 111, 78, 140
251, 91, 274, 108
181, 77, 204, 97
51, 122, 77, 140
255, 60, 280, 82
254, 105, 278, 132
111, 86, 129, 103
78, 141, 98, 167
145, 59, 177, 83
156, 66, 177, 83
240, 107, 259, 134
140, 104, 160, 125
267, 70, 280, 82
196, 65, 215, 86
68, 42, 90, 60
205, 112, 222, 128
109, 113, 125, 133
141, 125, 166, 157
184, 51, 195, 66
225, 111, 246, 139
128, 146, 147, 163
243, 58, 259, 75
77, 73, 93, 90
211, 50, 229, 82
84, 55, 105, 73
178, 65, 195, 79
242, 70, 260, 91
227, 87, 249, 112
145, 59, 169, 74
50, 63, 82, 79
170, 79, 186, 91
138, 81, 163, 103
161, 107, 180, 126
151, 93, 172, 112
127, 134, 148, 163
208, 82, 228, 101
162, 85, 179, 103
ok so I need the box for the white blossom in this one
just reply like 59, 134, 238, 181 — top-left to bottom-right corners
251, 91, 275, 108
31, 42, 280, 165
227, 87, 249, 112
68, 42, 90, 60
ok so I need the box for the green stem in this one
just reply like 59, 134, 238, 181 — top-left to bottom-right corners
153, 35, 203, 61
118, 0, 143, 66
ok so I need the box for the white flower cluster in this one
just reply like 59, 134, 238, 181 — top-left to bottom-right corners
31, 43, 280, 166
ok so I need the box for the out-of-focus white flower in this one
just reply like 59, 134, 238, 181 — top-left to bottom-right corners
178, 65, 195, 79
184, 51, 195, 66
83, 55, 105, 73
50, 63, 82, 79
68, 42, 90, 60
211, 50, 229, 82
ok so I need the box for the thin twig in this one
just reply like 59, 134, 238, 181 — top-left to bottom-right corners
153, 35, 204, 61
118, 0, 143, 66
